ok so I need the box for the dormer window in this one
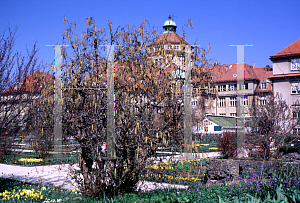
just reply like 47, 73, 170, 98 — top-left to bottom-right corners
261, 83, 267, 89
14, 82, 23, 90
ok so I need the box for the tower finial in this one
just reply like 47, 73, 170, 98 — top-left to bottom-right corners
163, 16, 177, 33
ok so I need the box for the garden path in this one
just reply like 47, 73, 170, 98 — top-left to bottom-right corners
0, 152, 221, 192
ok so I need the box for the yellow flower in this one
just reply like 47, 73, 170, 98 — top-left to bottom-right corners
19, 158, 43, 162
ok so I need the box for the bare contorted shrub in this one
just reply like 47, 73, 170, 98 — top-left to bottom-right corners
217, 131, 237, 158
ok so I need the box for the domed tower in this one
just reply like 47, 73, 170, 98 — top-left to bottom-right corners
163, 16, 177, 33
148, 16, 191, 71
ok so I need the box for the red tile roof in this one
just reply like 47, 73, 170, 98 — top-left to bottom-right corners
203, 64, 259, 83
271, 38, 300, 58
252, 67, 273, 81
149, 32, 190, 46
192, 64, 273, 93
253, 67, 273, 93
2, 71, 53, 94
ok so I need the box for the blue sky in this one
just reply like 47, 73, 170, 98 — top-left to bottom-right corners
1, 0, 300, 70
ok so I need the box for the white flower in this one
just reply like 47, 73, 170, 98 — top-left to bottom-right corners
41, 187, 46, 190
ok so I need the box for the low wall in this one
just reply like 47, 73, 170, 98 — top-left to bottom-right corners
206, 158, 300, 181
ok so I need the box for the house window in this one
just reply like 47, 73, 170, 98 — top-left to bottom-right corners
229, 84, 237, 91
214, 126, 222, 131
230, 113, 237, 117
293, 127, 300, 135
220, 113, 226, 116
261, 83, 267, 89
219, 97, 226, 107
291, 81, 300, 94
243, 96, 248, 106
192, 100, 198, 106
218, 85, 226, 92
230, 97, 236, 107
259, 96, 267, 106
291, 59, 300, 70
241, 83, 248, 90
293, 112, 299, 118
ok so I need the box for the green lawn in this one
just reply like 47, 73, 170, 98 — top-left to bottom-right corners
0, 151, 79, 166
2, 167, 300, 203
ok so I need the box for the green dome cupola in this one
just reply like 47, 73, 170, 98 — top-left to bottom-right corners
163, 15, 177, 33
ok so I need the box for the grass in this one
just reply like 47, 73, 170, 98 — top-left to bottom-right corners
0, 177, 82, 202
83, 168, 300, 202
1, 157, 300, 202
0, 151, 80, 166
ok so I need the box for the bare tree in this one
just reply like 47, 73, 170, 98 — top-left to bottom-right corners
56, 17, 214, 199
248, 93, 298, 154
0, 26, 44, 158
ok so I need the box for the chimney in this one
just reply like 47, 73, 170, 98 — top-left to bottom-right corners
266, 65, 269, 67
252, 62, 255, 69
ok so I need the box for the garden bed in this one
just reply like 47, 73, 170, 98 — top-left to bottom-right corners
0, 177, 82, 202
206, 158, 300, 182
0, 151, 80, 166
142, 157, 220, 185
1, 162, 300, 202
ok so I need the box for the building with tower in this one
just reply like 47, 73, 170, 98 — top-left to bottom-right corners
148, 16, 191, 71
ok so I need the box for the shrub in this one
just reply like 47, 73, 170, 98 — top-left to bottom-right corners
217, 132, 236, 158
279, 146, 298, 154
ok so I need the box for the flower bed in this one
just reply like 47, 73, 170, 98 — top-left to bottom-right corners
142, 157, 220, 185
86, 169, 300, 202
1, 152, 79, 166
1, 167, 300, 202
0, 178, 81, 202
